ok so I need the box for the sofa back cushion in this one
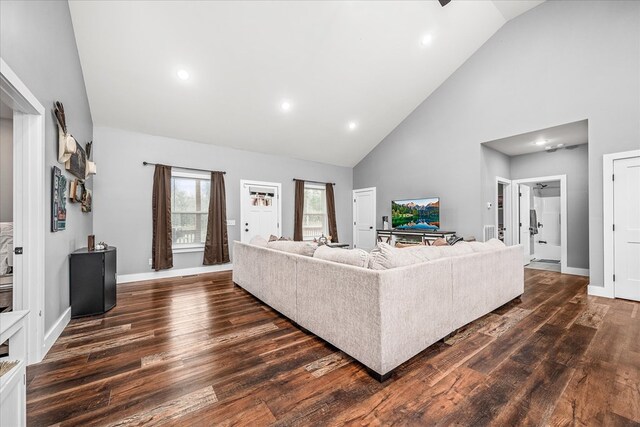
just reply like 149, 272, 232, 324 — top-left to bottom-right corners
467, 239, 506, 252
437, 241, 474, 257
313, 245, 369, 268
368, 243, 442, 270
267, 240, 318, 257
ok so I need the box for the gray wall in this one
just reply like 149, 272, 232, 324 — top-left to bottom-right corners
0, 118, 12, 222
353, 0, 640, 287
1, 1, 94, 330
93, 126, 353, 276
511, 145, 589, 270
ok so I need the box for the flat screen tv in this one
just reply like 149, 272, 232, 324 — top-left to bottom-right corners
392, 197, 440, 230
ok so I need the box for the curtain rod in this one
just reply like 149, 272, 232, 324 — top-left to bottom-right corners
293, 178, 335, 186
142, 161, 226, 175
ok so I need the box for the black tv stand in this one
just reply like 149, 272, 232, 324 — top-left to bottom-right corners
377, 229, 456, 246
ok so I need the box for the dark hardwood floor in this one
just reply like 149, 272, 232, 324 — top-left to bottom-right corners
27, 269, 639, 426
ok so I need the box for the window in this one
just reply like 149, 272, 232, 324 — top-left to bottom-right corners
302, 184, 327, 240
171, 171, 210, 249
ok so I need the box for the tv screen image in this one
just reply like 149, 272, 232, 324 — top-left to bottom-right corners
392, 198, 440, 230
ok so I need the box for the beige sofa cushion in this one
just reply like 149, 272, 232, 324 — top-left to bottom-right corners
313, 245, 369, 268
267, 240, 318, 257
368, 243, 442, 270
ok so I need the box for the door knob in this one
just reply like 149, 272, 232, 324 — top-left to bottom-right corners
245, 229, 249, 232
369, 226, 373, 229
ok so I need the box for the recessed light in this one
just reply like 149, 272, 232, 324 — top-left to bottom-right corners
421, 34, 433, 46
535, 140, 547, 146
281, 101, 292, 112
348, 121, 358, 131
177, 69, 189, 80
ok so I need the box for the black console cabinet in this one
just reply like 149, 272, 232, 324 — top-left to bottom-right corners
69, 247, 117, 318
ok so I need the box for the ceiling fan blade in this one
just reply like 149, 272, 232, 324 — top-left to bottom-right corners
439, 0, 452, 6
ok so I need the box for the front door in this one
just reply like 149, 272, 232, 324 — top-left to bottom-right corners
519, 184, 531, 265
614, 156, 640, 301
240, 180, 281, 243
353, 188, 376, 251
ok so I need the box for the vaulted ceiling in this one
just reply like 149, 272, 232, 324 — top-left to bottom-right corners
69, 0, 543, 167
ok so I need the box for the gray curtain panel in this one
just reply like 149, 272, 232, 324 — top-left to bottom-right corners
326, 183, 339, 243
204, 171, 230, 265
152, 164, 173, 270
294, 179, 305, 241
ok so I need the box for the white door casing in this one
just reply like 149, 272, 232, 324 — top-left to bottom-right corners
1, 58, 46, 364
353, 187, 376, 251
613, 156, 640, 301
240, 180, 281, 243
519, 184, 531, 265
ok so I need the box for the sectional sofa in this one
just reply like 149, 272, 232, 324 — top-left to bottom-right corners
232, 240, 524, 380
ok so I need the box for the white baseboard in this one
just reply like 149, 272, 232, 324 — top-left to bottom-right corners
42, 306, 71, 359
588, 284, 614, 299
563, 267, 589, 277
117, 264, 233, 284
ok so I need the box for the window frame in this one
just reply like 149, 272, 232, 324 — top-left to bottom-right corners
170, 169, 211, 252
302, 183, 328, 241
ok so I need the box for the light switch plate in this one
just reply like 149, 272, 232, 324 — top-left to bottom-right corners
227, 219, 236, 226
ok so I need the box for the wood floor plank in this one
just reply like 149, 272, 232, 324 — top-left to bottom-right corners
26, 269, 639, 426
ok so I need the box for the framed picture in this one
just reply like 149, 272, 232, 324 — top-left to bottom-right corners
65, 143, 86, 179
52, 166, 67, 231
69, 179, 84, 203
81, 188, 92, 213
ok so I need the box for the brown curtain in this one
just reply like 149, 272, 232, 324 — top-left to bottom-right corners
294, 179, 305, 241
204, 172, 230, 265
326, 183, 339, 243
152, 165, 173, 271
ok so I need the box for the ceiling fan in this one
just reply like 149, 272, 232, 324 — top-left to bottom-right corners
439, 0, 452, 6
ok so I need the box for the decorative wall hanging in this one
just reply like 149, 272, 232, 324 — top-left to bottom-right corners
81, 189, 92, 213
66, 143, 87, 180
54, 102, 77, 163
51, 166, 67, 231
85, 140, 97, 178
69, 179, 85, 203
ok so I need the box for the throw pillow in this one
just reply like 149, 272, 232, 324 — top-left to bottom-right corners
432, 238, 448, 246
249, 235, 268, 247
313, 245, 369, 268
268, 234, 279, 242
267, 240, 318, 257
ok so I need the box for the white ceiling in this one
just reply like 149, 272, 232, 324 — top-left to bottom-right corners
482, 119, 588, 157
69, 0, 544, 167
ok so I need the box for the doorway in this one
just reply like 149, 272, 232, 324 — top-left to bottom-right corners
240, 180, 281, 242
512, 175, 567, 274
495, 177, 511, 245
0, 58, 46, 364
353, 187, 376, 251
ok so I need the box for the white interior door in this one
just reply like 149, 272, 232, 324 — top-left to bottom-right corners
240, 180, 281, 243
353, 187, 376, 251
614, 156, 640, 301
519, 184, 531, 265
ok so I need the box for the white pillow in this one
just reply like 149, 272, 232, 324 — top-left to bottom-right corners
313, 245, 369, 268
468, 239, 505, 252
249, 235, 268, 247
267, 240, 318, 257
